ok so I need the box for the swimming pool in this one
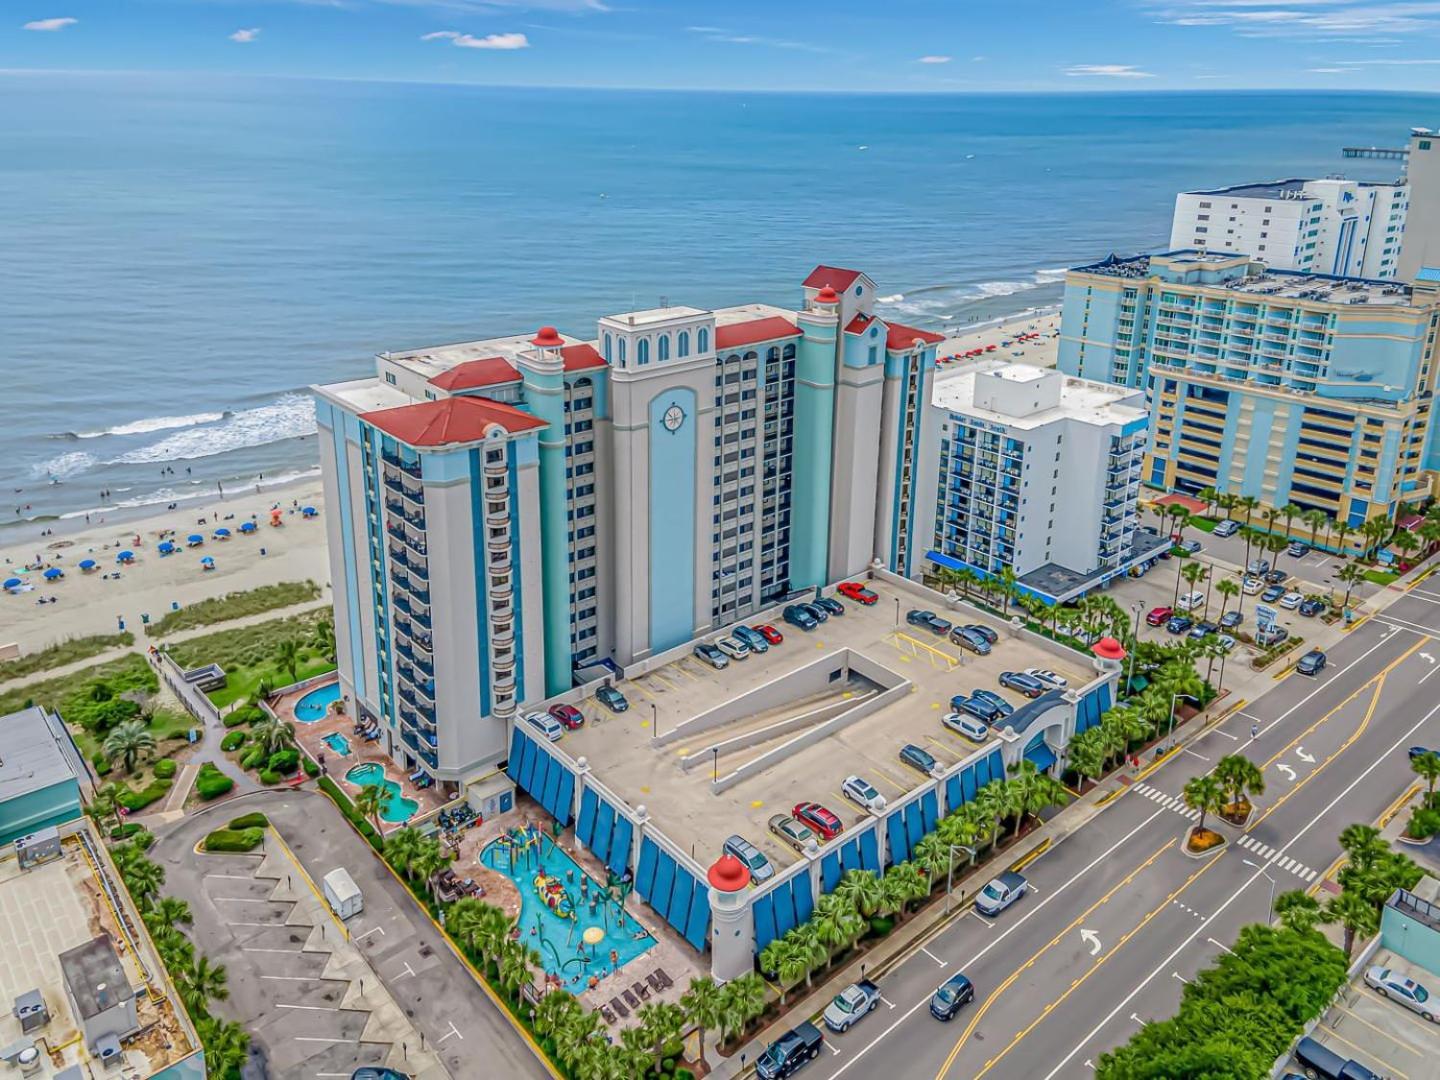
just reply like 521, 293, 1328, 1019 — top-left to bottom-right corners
481, 831, 655, 985
344, 762, 418, 823
321, 732, 351, 756
295, 681, 341, 722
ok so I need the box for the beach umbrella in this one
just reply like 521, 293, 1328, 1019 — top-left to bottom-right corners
43, 568, 62, 580
3, 577, 21, 590
302, 506, 318, 517
158, 541, 175, 554
187, 534, 204, 545
200, 556, 215, 568
239, 521, 257, 534
116, 550, 134, 563
78, 559, 96, 571
214, 527, 231, 538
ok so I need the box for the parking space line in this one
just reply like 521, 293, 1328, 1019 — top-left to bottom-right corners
870, 767, 911, 794
261, 975, 315, 981
295, 1037, 357, 1044
1317, 1029, 1409, 1079
204, 874, 259, 881
244, 947, 300, 954
1331, 1003, 1421, 1056
276, 1003, 340, 1012
213, 896, 277, 903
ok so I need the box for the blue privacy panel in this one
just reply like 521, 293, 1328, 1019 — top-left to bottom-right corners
792, 871, 814, 924
652, 854, 677, 922
684, 886, 710, 952
988, 749, 1005, 783
904, 802, 924, 848
576, 788, 598, 849
841, 838, 862, 873
668, 871, 694, 934
553, 770, 575, 826
921, 790, 939, 833
773, 880, 797, 937
591, 802, 615, 864
821, 852, 841, 893
533, 754, 555, 810
859, 829, 881, 874
945, 775, 961, 812
962, 764, 978, 802
506, 727, 524, 781
974, 753, 991, 787
753, 893, 778, 953
516, 735, 537, 793
886, 813, 908, 866
608, 816, 633, 876
1098, 682, 1113, 713
635, 837, 658, 899
537, 757, 559, 818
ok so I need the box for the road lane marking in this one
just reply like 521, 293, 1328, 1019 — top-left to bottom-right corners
827, 804, 1171, 1080
1374, 613, 1440, 637
1182, 749, 1209, 761
920, 947, 947, 966
276, 1003, 339, 1012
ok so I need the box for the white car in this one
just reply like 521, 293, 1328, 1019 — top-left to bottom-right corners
842, 775, 887, 812
1024, 667, 1068, 690
716, 636, 750, 660
1365, 966, 1437, 1022
1177, 591, 1206, 611
942, 712, 989, 742
1242, 576, 1264, 596
1278, 592, 1303, 610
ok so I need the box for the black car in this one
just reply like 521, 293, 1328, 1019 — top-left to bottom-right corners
949, 627, 991, 655
798, 602, 828, 624
1264, 569, 1288, 586
783, 604, 819, 631
595, 684, 629, 712
1298, 598, 1325, 617
1165, 615, 1193, 635
1219, 610, 1243, 628
906, 610, 952, 635
813, 596, 845, 617
756, 1021, 824, 1079
951, 693, 1002, 722
1187, 621, 1217, 640
929, 973, 975, 1020
1296, 650, 1327, 676
964, 624, 998, 645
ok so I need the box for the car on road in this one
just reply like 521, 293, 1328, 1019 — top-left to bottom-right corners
1219, 610, 1243, 629
952, 693, 1003, 723
1364, 966, 1437, 1022
756, 1021, 824, 1079
999, 671, 1048, 698
1261, 585, 1286, 603
547, 703, 585, 730
1242, 576, 1265, 595
1146, 606, 1174, 626
1024, 667, 1068, 690
1213, 519, 1240, 538
929, 973, 975, 1021
1165, 615, 1194, 635
693, 642, 729, 670
1288, 541, 1310, 557
974, 870, 1029, 916
1279, 592, 1304, 610
523, 711, 565, 742
1265, 568, 1289, 586
814, 596, 846, 618
722, 834, 774, 884
1177, 591, 1206, 611
783, 605, 819, 631
970, 688, 1014, 718
899, 743, 939, 775
732, 625, 770, 653
964, 624, 999, 645
942, 712, 989, 742
595, 685, 629, 713
768, 814, 817, 853
1296, 650, 1327, 676
842, 775, 887, 813
1180, 539, 1203, 554
1409, 746, 1440, 762
837, 581, 878, 605
756, 624, 784, 645
1291, 1035, 1381, 1080
716, 636, 751, 660
949, 626, 992, 655
906, 610, 952, 635
797, 602, 829, 624
793, 802, 844, 840
822, 980, 882, 1033
1187, 621, 1217, 641
1298, 598, 1325, 617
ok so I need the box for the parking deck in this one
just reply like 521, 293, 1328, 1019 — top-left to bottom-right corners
558, 578, 1093, 873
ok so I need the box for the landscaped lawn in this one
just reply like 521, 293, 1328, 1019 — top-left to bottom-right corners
144, 579, 323, 638
163, 609, 335, 708
1363, 568, 1401, 587
0, 631, 134, 685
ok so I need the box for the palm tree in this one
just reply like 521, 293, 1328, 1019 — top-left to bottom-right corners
1334, 518, 1354, 557
1280, 502, 1302, 546
353, 783, 388, 834
721, 972, 768, 1040
534, 988, 581, 1041
147, 895, 193, 930
1324, 889, 1380, 959
1337, 562, 1367, 610
475, 904, 515, 968
122, 855, 166, 908
1420, 519, 1440, 558
275, 638, 302, 686
997, 566, 1019, 616
1214, 754, 1265, 818
972, 781, 1008, 850
150, 926, 195, 970
314, 618, 337, 663
499, 939, 541, 998
1361, 516, 1393, 560
1237, 494, 1259, 558
383, 827, 423, 878
1393, 529, 1421, 569
1182, 774, 1224, 834
1274, 889, 1322, 934
1167, 505, 1191, 549
1196, 486, 1219, 518
679, 976, 726, 1072
249, 714, 296, 757
1216, 492, 1238, 523
177, 954, 229, 1017
636, 1001, 686, 1076
1412, 751, 1440, 804
1067, 728, 1108, 787
833, 869, 883, 919
788, 924, 827, 989
766, 940, 808, 1005
411, 837, 451, 899
811, 893, 864, 965
1101, 706, 1151, 770
88, 783, 126, 834
881, 861, 930, 922
447, 896, 488, 955
197, 1017, 250, 1077
1177, 558, 1207, 608
1302, 508, 1329, 551
103, 718, 156, 775
1214, 576, 1240, 625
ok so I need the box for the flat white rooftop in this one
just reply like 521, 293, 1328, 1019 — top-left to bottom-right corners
603, 305, 710, 328
381, 331, 576, 380
320, 378, 414, 413
713, 302, 798, 326
932, 361, 1145, 430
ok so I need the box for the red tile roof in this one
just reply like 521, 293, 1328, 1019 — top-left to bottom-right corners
714, 316, 801, 350
361, 395, 545, 447
560, 343, 607, 372
885, 321, 946, 351
427, 356, 520, 392
844, 313, 875, 335
803, 265, 863, 290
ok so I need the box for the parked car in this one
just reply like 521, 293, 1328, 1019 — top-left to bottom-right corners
1248, 558, 1271, 575
1364, 966, 1437, 1022
1177, 591, 1205, 611
842, 775, 887, 812
970, 689, 1013, 718
906, 610, 952, 635
1242, 576, 1265, 595
1213, 519, 1240, 538
1298, 598, 1325, 617
1261, 585, 1286, 603
837, 581, 878, 605
1187, 621, 1217, 641
693, 642, 729, 670
783, 605, 819, 631
823, 980, 883, 1033
899, 743, 938, 775
595, 684, 629, 713
756, 624, 784, 645
756, 1021, 824, 1079
1288, 541, 1310, 557
814, 596, 845, 618
999, 671, 1048, 698
1216, 634, 1237, 652
716, 636, 751, 660
964, 624, 999, 645
1265, 569, 1289, 586
1291, 1035, 1380, 1080
793, 802, 843, 840
1296, 650, 1327, 676
1146, 606, 1174, 626
1025, 667, 1068, 690
1409, 746, 1440, 762
1180, 539, 1203, 554
523, 711, 565, 742
768, 815, 816, 853
547, 703, 585, 730
949, 626, 992, 655
1165, 615, 1194, 635
732, 625, 770, 653
1279, 592, 1304, 610
351, 1070, 413, 1080
797, 602, 829, 624
975, 870, 1029, 916
1256, 625, 1289, 647
1219, 610, 1242, 629
929, 973, 975, 1021
943, 712, 989, 742
722, 835, 774, 884
952, 694, 1002, 723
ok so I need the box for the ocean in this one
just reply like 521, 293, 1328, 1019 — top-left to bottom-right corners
1, 76, 1430, 525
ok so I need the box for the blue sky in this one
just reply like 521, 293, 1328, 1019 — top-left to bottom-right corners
7, 0, 1440, 91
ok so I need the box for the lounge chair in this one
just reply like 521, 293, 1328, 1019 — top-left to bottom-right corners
655, 968, 674, 989
645, 972, 664, 993
622, 989, 640, 1009
632, 981, 650, 1000
610, 996, 629, 1019
599, 1003, 616, 1024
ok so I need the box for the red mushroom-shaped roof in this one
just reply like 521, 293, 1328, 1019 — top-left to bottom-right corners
814, 284, 840, 305
1092, 636, 1127, 661
707, 853, 751, 893
530, 326, 564, 348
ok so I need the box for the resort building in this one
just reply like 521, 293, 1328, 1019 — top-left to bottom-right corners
1057, 250, 1440, 534
1400, 128, 1440, 283
923, 362, 1167, 604
0, 706, 88, 847
1170, 177, 1407, 280
313, 265, 946, 790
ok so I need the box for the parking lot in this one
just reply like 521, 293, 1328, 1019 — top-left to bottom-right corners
561, 577, 1092, 873
1167, 517, 1383, 603
1289, 948, 1440, 1079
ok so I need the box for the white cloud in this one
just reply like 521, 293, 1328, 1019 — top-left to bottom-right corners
1149, 0, 1440, 40
230, 27, 261, 43
23, 17, 77, 31
421, 30, 530, 49
1065, 63, 1155, 78
1307, 66, 1352, 71
918, 55, 952, 64
686, 24, 832, 54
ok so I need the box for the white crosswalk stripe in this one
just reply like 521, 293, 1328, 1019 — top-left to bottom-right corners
1133, 784, 1321, 881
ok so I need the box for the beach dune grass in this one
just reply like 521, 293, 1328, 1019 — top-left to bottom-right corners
0, 631, 135, 685
144, 580, 322, 638
164, 609, 335, 708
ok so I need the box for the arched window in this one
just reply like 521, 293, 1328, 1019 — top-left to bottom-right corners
677, 331, 690, 357
603, 333, 612, 362
658, 335, 670, 361
618, 338, 627, 364
637, 338, 650, 365
766, 347, 780, 362
782, 344, 796, 360
698, 327, 709, 353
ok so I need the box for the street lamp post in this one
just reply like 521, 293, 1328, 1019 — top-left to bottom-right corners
1165, 691, 1189, 750
1127, 602, 1141, 696
895, 596, 901, 627
1244, 859, 1278, 923
944, 844, 977, 915
650, 701, 658, 736
712, 747, 719, 785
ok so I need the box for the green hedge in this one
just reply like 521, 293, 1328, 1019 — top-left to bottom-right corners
152, 758, 177, 780
240, 748, 265, 770
227, 812, 268, 830
318, 776, 383, 852
223, 704, 266, 729
109, 822, 147, 842
202, 827, 265, 853
195, 764, 234, 801
145, 580, 322, 638
220, 731, 246, 752
116, 778, 172, 812
258, 769, 281, 786
268, 749, 299, 774
302, 757, 320, 778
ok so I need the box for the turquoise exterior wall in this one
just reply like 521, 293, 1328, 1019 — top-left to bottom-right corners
322, 402, 368, 703
0, 779, 82, 847
648, 389, 696, 653
791, 312, 837, 589
517, 363, 571, 697
1381, 902, 1440, 978
149, 1050, 207, 1080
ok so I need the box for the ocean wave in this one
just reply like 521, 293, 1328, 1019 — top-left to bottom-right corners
876, 265, 1067, 320
29, 450, 98, 481
55, 466, 322, 520
68, 411, 231, 440
107, 393, 317, 466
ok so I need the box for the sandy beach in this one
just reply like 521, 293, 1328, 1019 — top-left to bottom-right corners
937, 306, 1062, 373
1, 475, 332, 655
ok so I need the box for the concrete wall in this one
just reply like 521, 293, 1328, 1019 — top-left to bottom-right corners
675, 689, 879, 770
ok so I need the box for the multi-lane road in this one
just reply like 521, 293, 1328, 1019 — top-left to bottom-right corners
799, 583, 1440, 1080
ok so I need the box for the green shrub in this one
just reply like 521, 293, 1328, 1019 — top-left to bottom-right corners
195, 764, 234, 801
240, 748, 265, 770
663, 1058, 676, 1073
258, 769, 281, 786
92, 754, 112, 777
302, 757, 320, 778
868, 915, 895, 937
220, 731, 245, 752
202, 827, 264, 853
116, 778, 172, 812
267, 749, 299, 774
223, 703, 267, 729
227, 812, 268, 830
676, 1070, 695, 1080
145, 581, 322, 638
152, 758, 177, 780
1407, 806, 1440, 840
109, 822, 146, 842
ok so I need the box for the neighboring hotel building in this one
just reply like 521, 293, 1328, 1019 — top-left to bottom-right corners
1058, 250, 1440, 535
314, 266, 947, 789
924, 363, 1166, 604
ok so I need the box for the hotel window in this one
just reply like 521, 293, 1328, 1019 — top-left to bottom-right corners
618, 338, 627, 364
385, 372, 397, 385
698, 327, 709, 353
604, 333, 613, 362
678, 330, 690, 357
658, 335, 670, 361
637, 339, 650, 365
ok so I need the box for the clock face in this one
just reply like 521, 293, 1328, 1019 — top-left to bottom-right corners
662, 404, 686, 432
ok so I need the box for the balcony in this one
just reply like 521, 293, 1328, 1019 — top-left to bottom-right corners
488, 531, 511, 553
488, 551, 512, 574
484, 476, 510, 501
383, 453, 422, 479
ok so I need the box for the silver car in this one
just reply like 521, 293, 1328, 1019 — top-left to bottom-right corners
722, 834, 774, 883
1365, 966, 1437, 1021
716, 636, 751, 660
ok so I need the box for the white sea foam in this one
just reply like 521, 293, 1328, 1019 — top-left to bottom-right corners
74, 411, 229, 439
875, 265, 1067, 320
877, 294, 904, 303
30, 450, 98, 481
55, 466, 323, 520
107, 393, 316, 466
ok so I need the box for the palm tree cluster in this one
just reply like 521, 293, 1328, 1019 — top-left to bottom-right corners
1327, 823, 1422, 958
1066, 658, 1207, 788
110, 839, 249, 1078
102, 717, 157, 775
382, 826, 452, 899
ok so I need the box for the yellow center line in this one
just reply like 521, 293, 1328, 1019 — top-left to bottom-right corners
933, 836, 1176, 1080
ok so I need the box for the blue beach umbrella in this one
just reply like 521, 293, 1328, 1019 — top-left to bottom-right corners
200, 556, 215, 568
187, 534, 204, 545
214, 527, 231, 538
116, 550, 134, 562
3, 577, 21, 589
302, 506, 318, 517
78, 559, 96, 571
42, 567, 62, 580
239, 521, 257, 533
158, 541, 175, 554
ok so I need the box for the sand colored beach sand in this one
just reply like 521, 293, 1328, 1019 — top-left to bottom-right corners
937, 307, 1062, 373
